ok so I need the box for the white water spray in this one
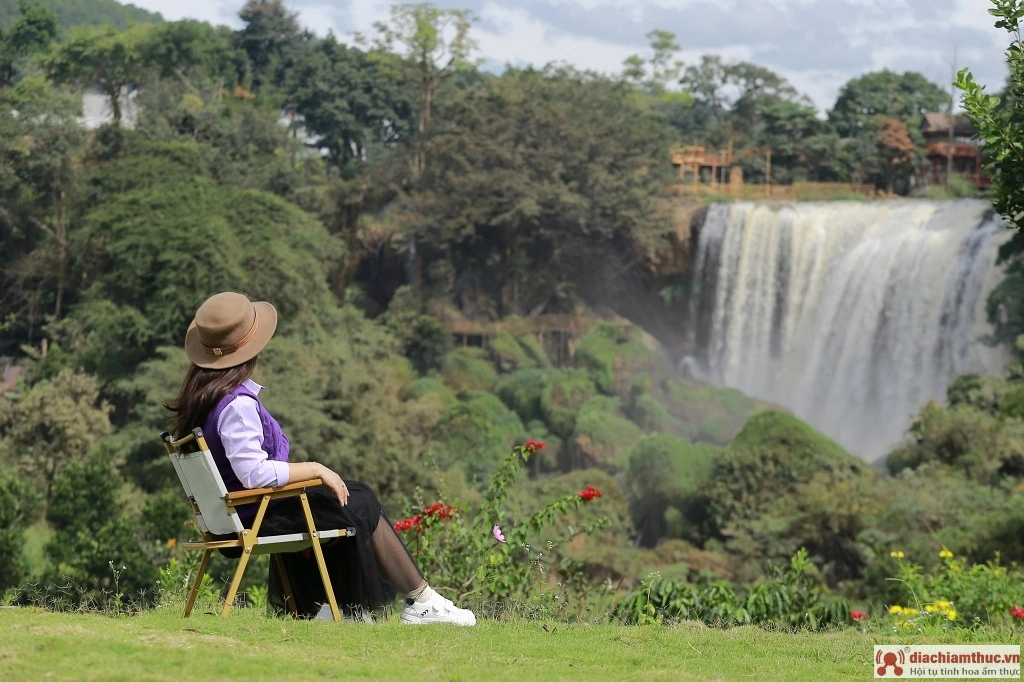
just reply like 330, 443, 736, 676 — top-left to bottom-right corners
685, 199, 1011, 459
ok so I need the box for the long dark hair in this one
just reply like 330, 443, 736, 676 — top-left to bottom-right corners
165, 357, 258, 439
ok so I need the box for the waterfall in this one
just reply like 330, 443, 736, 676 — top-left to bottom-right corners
685, 199, 1011, 459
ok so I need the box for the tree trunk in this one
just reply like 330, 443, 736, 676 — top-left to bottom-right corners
106, 80, 122, 124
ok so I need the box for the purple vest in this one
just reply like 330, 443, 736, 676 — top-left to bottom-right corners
203, 384, 290, 520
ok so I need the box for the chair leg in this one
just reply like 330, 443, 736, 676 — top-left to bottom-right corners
222, 495, 272, 617
273, 553, 298, 617
221, 549, 252, 618
183, 550, 211, 618
300, 492, 341, 622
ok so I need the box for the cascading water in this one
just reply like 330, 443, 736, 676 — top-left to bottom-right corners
684, 199, 1011, 459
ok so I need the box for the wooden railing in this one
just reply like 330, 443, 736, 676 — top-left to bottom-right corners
671, 181, 876, 200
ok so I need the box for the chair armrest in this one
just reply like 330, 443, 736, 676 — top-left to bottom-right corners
226, 478, 324, 503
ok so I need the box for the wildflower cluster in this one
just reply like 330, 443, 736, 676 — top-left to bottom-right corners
391, 439, 612, 612
882, 546, 1024, 629
393, 502, 461, 534
523, 440, 546, 454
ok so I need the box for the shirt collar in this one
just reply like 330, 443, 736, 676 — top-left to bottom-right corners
243, 378, 264, 395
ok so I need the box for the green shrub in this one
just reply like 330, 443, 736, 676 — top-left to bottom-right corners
573, 323, 663, 395
629, 385, 691, 437
0, 474, 37, 592
701, 411, 872, 584
401, 377, 457, 405
887, 401, 1024, 480
570, 396, 642, 471
488, 331, 538, 373
391, 442, 613, 616
615, 549, 850, 630
42, 450, 159, 605
540, 369, 598, 439
884, 548, 1024, 627
495, 368, 551, 424
626, 434, 721, 545
427, 391, 525, 484
440, 347, 499, 393
515, 334, 551, 369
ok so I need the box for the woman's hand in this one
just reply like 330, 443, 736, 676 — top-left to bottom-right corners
313, 463, 349, 506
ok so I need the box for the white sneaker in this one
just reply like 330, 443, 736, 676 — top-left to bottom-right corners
314, 602, 375, 623
400, 593, 476, 626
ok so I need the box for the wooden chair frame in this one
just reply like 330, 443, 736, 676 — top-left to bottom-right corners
161, 427, 353, 621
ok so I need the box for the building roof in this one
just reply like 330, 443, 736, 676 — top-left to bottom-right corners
920, 112, 976, 137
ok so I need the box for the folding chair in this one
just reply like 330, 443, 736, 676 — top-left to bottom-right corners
161, 427, 354, 621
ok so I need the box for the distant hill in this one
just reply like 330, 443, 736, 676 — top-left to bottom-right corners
0, 0, 163, 30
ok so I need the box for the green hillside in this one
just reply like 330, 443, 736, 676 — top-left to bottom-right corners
0, 0, 162, 30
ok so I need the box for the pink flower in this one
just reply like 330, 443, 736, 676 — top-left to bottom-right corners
492, 524, 506, 543
851, 610, 868, 621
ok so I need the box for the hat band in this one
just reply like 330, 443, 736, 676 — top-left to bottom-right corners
202, 313, 259, 357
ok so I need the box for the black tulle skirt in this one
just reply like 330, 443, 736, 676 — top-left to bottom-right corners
244, 481, 399, 618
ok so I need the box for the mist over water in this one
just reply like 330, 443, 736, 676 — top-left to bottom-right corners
684, 200, 1012, 459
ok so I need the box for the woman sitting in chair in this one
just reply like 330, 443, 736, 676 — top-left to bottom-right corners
167, 291, 476, 625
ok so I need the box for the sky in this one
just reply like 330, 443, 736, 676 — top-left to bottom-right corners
120, 0, 1009, 115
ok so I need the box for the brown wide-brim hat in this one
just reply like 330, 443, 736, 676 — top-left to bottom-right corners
184, 292, 278, 370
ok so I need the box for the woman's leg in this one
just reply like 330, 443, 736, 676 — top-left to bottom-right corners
370, 513, 426, 594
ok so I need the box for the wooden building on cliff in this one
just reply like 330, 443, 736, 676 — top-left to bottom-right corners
919, 113, 991, 189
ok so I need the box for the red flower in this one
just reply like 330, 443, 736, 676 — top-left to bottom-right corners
523, 440, 546, 454
579, 485, 602, 502
1011, 606, 1024, 620
850, 610, 868, 622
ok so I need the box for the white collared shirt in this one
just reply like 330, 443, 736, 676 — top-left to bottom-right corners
216, 378, 290, 488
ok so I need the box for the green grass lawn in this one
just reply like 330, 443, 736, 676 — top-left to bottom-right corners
2, 605, 1023, 681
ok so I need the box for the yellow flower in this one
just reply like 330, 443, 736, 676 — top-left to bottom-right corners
890, 551, 905, 559
889, 605, 904, 615
904, 608, 920, 616
902, 620, 915, 629
936, 600, 950, 609
925, 605, 938, 614
166, 538, 177, 549
946, 610, 957, 621
939, 548, 953, 559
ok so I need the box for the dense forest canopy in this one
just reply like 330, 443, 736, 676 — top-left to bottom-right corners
1, 0, 1022, 624
0, 0, 161, 30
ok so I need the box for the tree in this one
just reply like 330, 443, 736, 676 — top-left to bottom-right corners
368, 3, 476, 181
957, 0, 1024, 347
43, 23, 152, 123
829, 70, 947, 138
0, 76, 86, 345
0, 367, 112, 503
874, 117, 917, 193
286, 34, 413, 171
407, 67, 675, 316
44, 450, 159, 601
0, 0, 162, 31
142, 20, 239, 87
622, 29, 684, 97
957, 1, 1024, 231
235, 0, 304, 92
0, 473, 36, 591
0, 0, 57, 87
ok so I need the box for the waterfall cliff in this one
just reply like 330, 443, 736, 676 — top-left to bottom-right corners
684, 199, 1011, 459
